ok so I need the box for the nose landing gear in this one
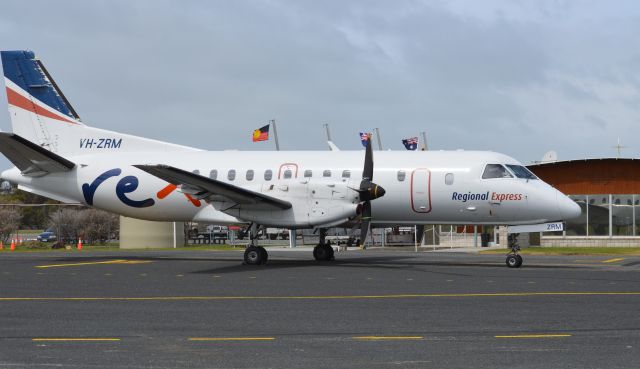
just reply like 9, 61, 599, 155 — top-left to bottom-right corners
505, 233, 523, 268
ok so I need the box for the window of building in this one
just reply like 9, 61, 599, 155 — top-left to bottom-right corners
246, 170, 254, 181
445, 173, 454, 185
397, 170, 406, 182
323, 170, 331, 177
304, 169, 313, 178
342, 170, 351, 178
209, 170, 217, 180
227, 169, 236, 181
482, 164, 513, 179
264, 169, 273, 181
283, 169, 292, 179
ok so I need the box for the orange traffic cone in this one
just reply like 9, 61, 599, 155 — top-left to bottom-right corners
0, 241, 3, 250
10, 239, 16, 251
77, 238, 83, 250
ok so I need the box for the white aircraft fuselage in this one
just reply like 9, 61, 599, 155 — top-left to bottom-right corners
2, 149, 579, 228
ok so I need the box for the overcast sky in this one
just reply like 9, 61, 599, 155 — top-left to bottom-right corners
1, 0, 639, 169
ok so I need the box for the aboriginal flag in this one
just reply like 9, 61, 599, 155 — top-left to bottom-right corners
252, 124, 270, 142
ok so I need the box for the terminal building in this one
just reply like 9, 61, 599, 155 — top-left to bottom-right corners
528, 158, 640, 247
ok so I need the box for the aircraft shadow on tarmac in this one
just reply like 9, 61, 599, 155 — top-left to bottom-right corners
190, 255, 588, 276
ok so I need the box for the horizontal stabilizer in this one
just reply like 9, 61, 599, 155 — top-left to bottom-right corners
0, 132, 75, 176
134, 164, 292, 210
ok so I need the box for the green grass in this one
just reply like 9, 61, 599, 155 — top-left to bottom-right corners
480, 247, 640, 256
0, 243, 245, 253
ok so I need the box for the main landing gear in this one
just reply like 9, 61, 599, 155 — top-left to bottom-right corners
505, 233, 523, 268
243, 224, 268, 265
313, 229, 335, 261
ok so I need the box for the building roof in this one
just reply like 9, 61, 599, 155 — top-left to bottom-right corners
527, 158, 640, 194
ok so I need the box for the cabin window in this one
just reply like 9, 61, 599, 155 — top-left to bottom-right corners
397, 170, 406, 182
342, 170, 351, 178
445, 173, 454, 185
192, 169, 200, 175
209, 170, 217, 180
505, 164, 538, 180
304, 169, 313, 178
227, 169, 236, 181
482, 164, 513, 179
246, 170, 254, 181
264, 169, 273, 181
323, 170, 331, 177
283, 169, 293, 179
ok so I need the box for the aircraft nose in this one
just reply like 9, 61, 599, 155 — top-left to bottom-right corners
557, 191, 581, 220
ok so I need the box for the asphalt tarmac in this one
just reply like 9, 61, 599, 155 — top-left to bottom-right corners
1, 248, 639, 369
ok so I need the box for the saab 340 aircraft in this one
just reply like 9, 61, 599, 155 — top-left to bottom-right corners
0, 51, 580, 267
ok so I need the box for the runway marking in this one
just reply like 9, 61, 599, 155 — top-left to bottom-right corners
32, 338, 121, 342
495, 334, 572, 339
602, 258, 625, 263
35, 259, 153, 269
1, 291, 639, 302
353, 336, 423, 340
188, 337, 275, 341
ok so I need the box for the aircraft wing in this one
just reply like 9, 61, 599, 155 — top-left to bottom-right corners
0, 132, 75, 177
134, 164, 292, 210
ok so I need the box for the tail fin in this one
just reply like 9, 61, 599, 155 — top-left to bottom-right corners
1, 50, 199, 155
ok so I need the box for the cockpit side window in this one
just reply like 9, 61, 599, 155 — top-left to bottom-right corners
482, 164, 513, 179
505, 164, 538, 180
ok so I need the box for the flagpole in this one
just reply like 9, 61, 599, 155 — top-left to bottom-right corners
323, 123, 332, 141
375, 127, 383, 150
421, 131, 428, 151
270, 119, 280, 151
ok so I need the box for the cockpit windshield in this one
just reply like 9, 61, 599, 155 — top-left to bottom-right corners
506, 164, 538, 180
482, 164, 513, 179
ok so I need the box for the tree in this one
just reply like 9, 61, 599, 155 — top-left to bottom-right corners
48, 208, 83, 244
80, 209, 119, 245
0, 206, 22, 243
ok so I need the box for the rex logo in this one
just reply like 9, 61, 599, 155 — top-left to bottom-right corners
82, 168, 201, 208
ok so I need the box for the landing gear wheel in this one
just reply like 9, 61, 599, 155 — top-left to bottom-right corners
244, 245, 266, 265
506, 254, 522, 268
258, 246, 268, 264
313, 244, 335, 261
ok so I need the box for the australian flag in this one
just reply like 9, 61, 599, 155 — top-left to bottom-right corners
402, 136, 419, 150
360, 132, 371, 147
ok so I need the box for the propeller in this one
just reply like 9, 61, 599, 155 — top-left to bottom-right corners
357, 134, 386, 247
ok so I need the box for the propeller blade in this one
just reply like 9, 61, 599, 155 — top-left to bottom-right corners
362, 134, 373, 181
359, 201, 371, 248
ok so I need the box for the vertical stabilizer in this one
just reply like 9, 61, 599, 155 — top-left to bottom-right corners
1, 50, 199, 155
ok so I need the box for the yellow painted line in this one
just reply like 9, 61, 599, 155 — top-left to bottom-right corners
495, 334, 572, 339
35, 260, 152, 268
601, 258, 625, 263
188, 337, 275, 341
1, 292, 639, 302
353, 336, 423, 340
32, 338, 121, 342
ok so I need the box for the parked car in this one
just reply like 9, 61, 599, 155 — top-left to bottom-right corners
37, 231, 57, 242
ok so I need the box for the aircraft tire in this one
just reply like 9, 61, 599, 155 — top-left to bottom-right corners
244, 246, 264, 265
506, 255, 521, 268
258, 246, 268, 264
313, 244, 334, 261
